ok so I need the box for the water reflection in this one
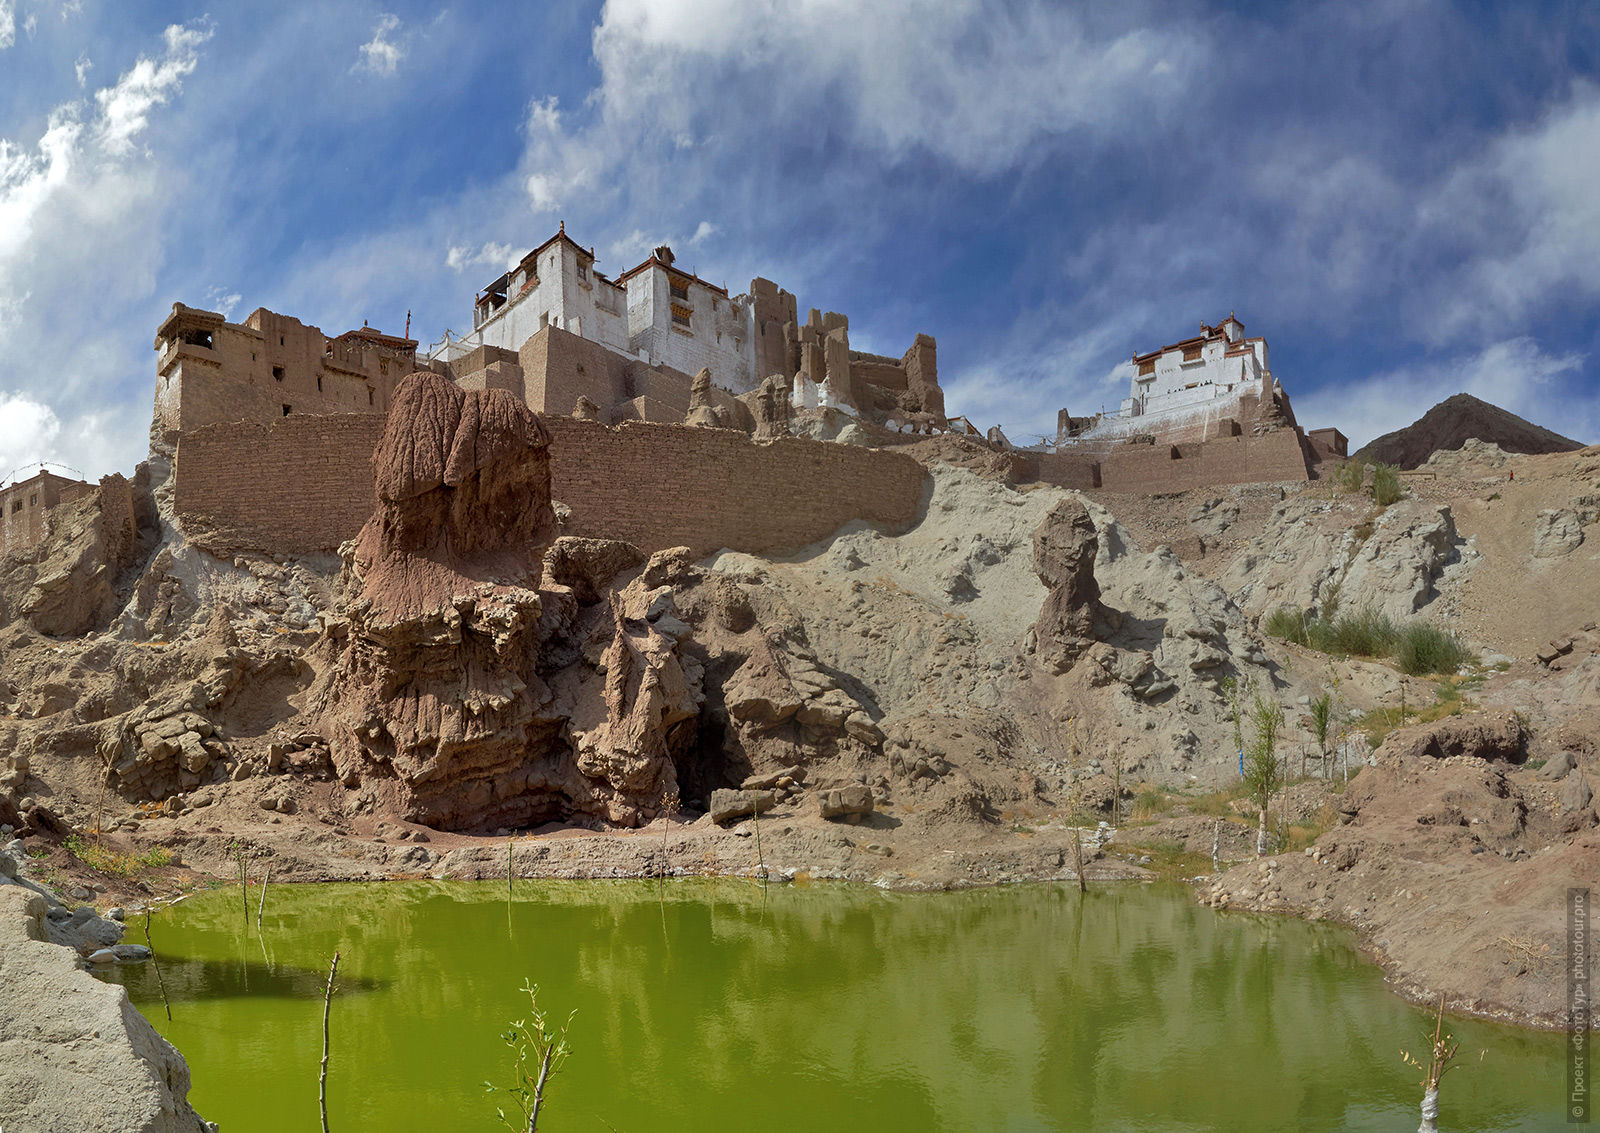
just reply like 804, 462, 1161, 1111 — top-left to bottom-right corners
102, 880, 1563, 1133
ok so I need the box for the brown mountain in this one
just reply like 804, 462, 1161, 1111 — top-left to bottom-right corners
1353, 393, 1584, 469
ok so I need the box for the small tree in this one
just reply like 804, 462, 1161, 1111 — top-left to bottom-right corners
1309, 692, 1334, 779
1222, 676, 1255, 780
1243, 695, 1285, 857
1063, 716, 1088, 892
1401, 993, 1461, 1133
487, 981, 574, 1133
1108, 747, 1125, 830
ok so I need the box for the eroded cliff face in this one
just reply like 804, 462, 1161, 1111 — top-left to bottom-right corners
311, 374, 711, 830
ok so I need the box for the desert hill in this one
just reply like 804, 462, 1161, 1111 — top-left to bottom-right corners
1354, 392, 1582, 469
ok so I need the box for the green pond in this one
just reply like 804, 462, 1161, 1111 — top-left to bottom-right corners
102, 879, 1563, 1132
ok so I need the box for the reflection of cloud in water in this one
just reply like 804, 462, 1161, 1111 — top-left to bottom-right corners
112, 880, 1561, 1133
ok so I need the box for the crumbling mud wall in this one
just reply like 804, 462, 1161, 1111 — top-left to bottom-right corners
171, 411, 929, 559
172, 414, 386, 554
544, 417, 929, 556
1098, 431, 1310, 493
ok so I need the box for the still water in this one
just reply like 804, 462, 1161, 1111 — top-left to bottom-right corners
103, 879, 1562, 1132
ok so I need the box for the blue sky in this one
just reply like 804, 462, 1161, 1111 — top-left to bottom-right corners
3, 0, 1599, 484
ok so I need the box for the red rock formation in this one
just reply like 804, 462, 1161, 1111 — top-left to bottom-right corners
315, 373, 688, 830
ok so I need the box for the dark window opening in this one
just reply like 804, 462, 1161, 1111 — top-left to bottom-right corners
282, 404, 291, 416
316, 376, 322, 392
279, 336, 285, 346
29, 494, 37, 506
179, 328, 214, 349
273, 366, 285, 382
9, 501, 21, 514
670, 281, 689, 301
368, 388, 374, 406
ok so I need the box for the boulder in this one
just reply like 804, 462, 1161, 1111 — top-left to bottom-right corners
1561, 773, 1594, 814
709, 788, 776, 825
819, 784, 875, 821
1540, 751, 1578, 780
1532, 508, 1585, 558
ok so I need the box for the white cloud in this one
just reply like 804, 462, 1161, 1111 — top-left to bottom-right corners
75, 52, 92, 86
0, 1, 14, 50
0, 392, 63, 486
1294, 338, 1593, 450
95, 21, 213, 156
355, 14, 407, 76
589, 0, 1205, 175
0, 17, 213, 483
205, 286, 242, 318
943, 302, 1154, 443
445, 241, 517, 272
690, 220, 716, 244
0, 106, 84, 264
1423, 82, 1600, 339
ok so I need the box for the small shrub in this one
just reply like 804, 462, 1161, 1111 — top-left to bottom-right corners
1264, 606, 1311, 646
1396, 623, 1474, 676
1321, 606, 1399, 657
1371, 462, 1403, 506
1131, 789, 1174, 821
1336, 459, 1367, 493
1487, 492, 1502, 501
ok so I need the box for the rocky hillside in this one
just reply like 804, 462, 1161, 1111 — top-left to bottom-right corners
1, 375, 1598, 1093
1354, 392, 1583, 469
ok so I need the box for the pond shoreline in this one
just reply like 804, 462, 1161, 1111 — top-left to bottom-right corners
26, 803, 1572, 1036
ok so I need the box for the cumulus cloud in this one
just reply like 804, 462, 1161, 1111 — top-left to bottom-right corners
95, 21, 213, 155
1422, 83, 1600, 339
0, 17, 213, 481
0, 392, 63, 486
690, 220, 716, 244
0, 107, 83, 264
1294, 338, 1593, 450
445, 241, 517, 272
590, 0, 1202, 174
355, 13, 406, 76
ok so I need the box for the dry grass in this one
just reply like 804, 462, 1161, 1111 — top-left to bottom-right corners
62, 836, 174, 878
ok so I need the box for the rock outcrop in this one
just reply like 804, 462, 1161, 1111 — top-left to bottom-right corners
1373, 710, 1527, 765
1031, 499, 1103, 672
683, 368, 726, 429
0, 887, 210, 1133
1531, 508, 1586, 558
311, 375, 714, 829
1336, 501, 1459, 620
0, 474, 153, 637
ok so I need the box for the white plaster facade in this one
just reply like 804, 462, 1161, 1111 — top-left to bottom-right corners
1120, 314, 1268, 418
1055, 315, 1278, 447
440, 228, 765, 394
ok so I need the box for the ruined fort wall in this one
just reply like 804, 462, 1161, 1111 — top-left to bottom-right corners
0, 473, 91, 559
543, 418, 929, 557
170, 411, 927, 559
1011, 452, 1101, 490
1097, 430, 1310, 493
172, 415, 385, 554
